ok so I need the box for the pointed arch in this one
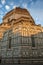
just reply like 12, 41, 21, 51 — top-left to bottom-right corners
22, 27, 28, 36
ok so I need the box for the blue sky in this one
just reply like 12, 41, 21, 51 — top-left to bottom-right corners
0, 0, 43, 26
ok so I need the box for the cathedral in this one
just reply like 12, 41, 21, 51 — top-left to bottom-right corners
0, 7, 43, 64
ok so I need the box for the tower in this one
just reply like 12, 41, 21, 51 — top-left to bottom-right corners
0, 7, 43, 64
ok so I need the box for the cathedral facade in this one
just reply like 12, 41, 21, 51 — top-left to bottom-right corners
0, 7, 43, 63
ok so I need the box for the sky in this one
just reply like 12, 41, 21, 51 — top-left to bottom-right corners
0, 0, 43, 26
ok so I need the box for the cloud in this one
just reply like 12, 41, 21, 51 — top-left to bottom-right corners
30, 0, 32, 2
0, 15, 3, 18
13, 5, 19, 9
29, 8, 43, 26
9, 1, 14, 6
22, 3, 28, 9
30, 1, 34, 5
35, 17, 41, 24
5, 5, 10, 10
13, 5, 16, 9
30, 0, 43, 9
19, 0, 22, 3
0, 14, 3, 23
0, 10, 4, 22
0, 10, 4, 15
1, 0, 6, 5
0, 4, 2, 8
10, 2, 14, 6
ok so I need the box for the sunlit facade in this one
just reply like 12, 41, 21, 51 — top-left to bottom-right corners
0, 7, 43, 64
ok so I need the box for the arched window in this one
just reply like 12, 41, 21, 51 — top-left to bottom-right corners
0, 59, 1, 63
8, 37, 11, 49
31, 36, 35, 47
22, 27, 28, 36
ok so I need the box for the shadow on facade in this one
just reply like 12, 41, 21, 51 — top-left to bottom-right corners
0, 30, 43, 64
